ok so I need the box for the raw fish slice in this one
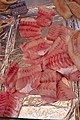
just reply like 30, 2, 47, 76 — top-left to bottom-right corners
30, 82, 56, 98
30, 69, 63, 99
42, 37, 74, 71
20, 26, 41, 32
23, 57, 42, 66
59, 25, 73, 43
57, 79, 76, 100
0, 91, 23, 117
43, 51, 73, 71
69, 70, 80, 82
47, 24, 72, 43
41, 69, 56, 83
4, 61, 19, 82
41, 96, 57, 103
4, 74, 18, 93
3, 61, 19, 93
47, 25, 62, 41
37, 15, 52, 27
40, 69, 62, 83
16, 64, 42, 92
20, 38, 53, 59
20, 18, 40, 28
37, 7, 55, 27
20, 38, 53, 53
16, 77, 27, 91
19, 17, 41, 38
13, 91, 27, 98
38, 7, 55, 18
19, 31, 41, 39
30, 35, 42, 40
16, 72, 41, 94
18, 64, 42, 77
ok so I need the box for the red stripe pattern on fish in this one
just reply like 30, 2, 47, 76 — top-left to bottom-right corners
3, 61, 19, 93
37, 7, 55, 27
19, 17, 42, 38
42, 37, 74, 71
16, 64, 42, 94
20, 38, 53, 60
57, 79, 76, 100
0, 6, 79, 118
30, 69, 60, 101
30, 69, 76, 102
0, 91, 23, 117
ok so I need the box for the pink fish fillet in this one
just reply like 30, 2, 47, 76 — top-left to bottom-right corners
47, 24, 62, 41
69, 70, 80, 82
47, 24, 72, 43
30, 82, 57, 99
20, 38, 53, 53
37, 7, 55, 27
5, 74, 18, 93
19, 17, 41, 38
13, 91, 27, 98
20, 38, 53, 59
42, 37, 74, 71
3, 61, 19, 83
40, 69, 62, 83
38, 7, 55, 19
37, 15, 52, 27
23, 57, 42, 66
0, 91, 23, 117
41, 96, 57, 103
57, 80, 76, 100
30, 69, 63, 102
16, 64, 42, 93
3, 61, 19, 93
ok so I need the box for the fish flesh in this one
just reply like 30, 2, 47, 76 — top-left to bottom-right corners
20, 38, 53, 59
30, 70, 76, 102
16, 64, 42, 93
0, 91, 23, 117
42, 37, 74, 71
19, 17, 41, 38
30, 69, 62, 99
3, 61, 19, 93
47, 24, 72, 43
69, 70, 80, 82
57, 79, 76, 100
37, 6, 55, 27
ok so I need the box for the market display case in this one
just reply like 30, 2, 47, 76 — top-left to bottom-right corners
0, 0, 79, 120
